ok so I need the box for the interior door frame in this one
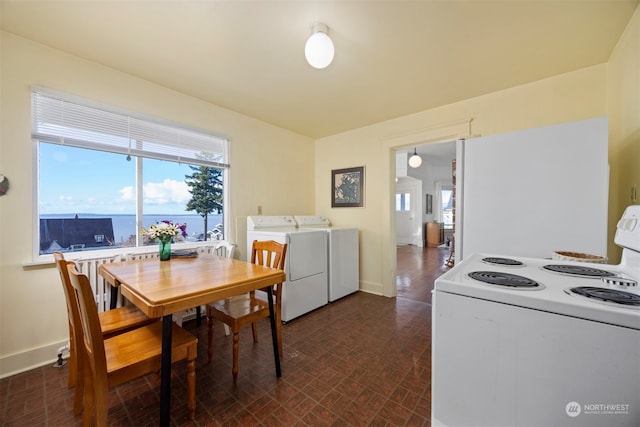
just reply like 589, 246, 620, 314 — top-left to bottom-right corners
385, 120, 471, 298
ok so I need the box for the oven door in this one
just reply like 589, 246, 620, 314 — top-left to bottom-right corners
432, 291, 640, 427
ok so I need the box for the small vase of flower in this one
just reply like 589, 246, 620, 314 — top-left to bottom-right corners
141, 221, 188, 261
157, 235, 172, 261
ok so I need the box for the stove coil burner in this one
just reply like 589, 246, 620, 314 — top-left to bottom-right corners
568, 286, 640, 307
482, 257, 524, 266
468, 271, 541, 289
542, 264, 616, 278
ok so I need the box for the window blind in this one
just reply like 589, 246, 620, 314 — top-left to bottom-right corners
31, 87, 229, 168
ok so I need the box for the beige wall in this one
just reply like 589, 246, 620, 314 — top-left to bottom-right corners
607, 5, 640, 262
0, 32, 315, 377
315, 65, 610, 297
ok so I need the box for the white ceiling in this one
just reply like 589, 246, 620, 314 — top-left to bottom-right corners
1, 1, 637, 140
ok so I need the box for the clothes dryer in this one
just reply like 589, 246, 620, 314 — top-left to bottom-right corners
294, 216, 359, 302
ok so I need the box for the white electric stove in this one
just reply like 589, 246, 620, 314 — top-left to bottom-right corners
432, 205, 640, 427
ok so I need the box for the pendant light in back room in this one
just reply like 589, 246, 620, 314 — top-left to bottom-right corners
408, 148, 422, 168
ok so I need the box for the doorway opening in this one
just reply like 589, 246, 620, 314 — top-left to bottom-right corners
394, 140, 457, 302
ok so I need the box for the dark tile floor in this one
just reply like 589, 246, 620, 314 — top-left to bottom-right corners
0, 246, 446, 426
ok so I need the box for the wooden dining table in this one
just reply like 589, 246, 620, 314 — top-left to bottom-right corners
99, 253, 287, 427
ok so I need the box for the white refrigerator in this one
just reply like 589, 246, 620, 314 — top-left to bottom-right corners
455, 117, 609, 261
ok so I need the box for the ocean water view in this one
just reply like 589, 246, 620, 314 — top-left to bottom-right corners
40, 213, 223, 245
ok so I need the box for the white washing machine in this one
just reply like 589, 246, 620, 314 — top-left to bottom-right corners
294, 216, 359, 302
247, 216, 328, 322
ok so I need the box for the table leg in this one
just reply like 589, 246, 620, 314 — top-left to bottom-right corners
110, 286, 119, 309
266, 287, 281, 377
159, 314, 173, 427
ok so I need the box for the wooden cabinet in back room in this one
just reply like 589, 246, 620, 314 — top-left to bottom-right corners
426, 221, 445, 247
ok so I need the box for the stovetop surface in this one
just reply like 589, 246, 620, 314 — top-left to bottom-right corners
435, 252, 640, 329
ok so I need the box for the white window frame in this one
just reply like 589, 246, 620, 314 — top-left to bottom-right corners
31, 86, 230, 262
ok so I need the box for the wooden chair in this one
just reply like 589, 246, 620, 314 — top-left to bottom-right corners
53, 251, 155, 416
66, 263, 198, 426
206, 239, 287, 384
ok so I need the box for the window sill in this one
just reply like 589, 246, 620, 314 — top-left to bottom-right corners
23, 240, 220, 268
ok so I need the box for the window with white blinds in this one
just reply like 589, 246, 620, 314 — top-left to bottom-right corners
31, 87, 229, 168
31, 87, 229, 258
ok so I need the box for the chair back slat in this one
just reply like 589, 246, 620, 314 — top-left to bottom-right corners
249, 239, 287, 304
67, 263, 109, 382
54, 252, 82, 349
250, 239, 286, 270
213, 240, 236, 259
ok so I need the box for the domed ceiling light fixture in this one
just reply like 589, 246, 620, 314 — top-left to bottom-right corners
408, 148, 422, 168
305, 23, 335, 69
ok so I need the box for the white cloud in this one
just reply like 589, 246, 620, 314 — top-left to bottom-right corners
143, 179, 190, 205
120, 186, 135, 201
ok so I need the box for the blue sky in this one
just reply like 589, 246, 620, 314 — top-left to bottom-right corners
39, 143, 196, 215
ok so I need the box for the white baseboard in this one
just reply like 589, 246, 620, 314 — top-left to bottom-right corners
0, 339, 69, 379
359, 280, 384, 296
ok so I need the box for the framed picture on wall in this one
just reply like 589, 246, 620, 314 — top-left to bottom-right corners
332, 166, 365, 208
426, 193, 433, 214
